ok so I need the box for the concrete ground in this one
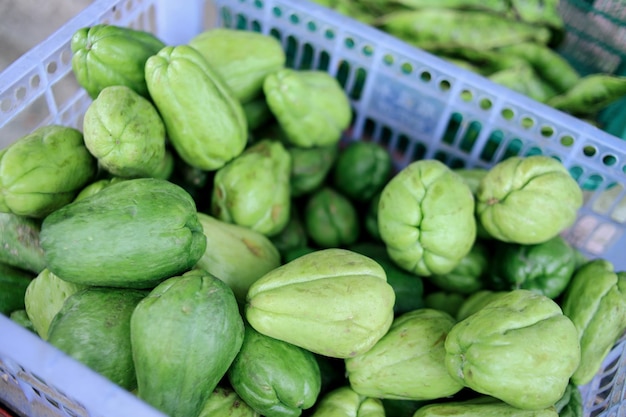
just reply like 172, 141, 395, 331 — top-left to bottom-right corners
0, 0, 93, 72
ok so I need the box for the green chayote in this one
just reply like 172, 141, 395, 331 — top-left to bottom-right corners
310, 386, 385, 417
0, 125, 97, 218
83, 85, 166, 178
488, 236, 578, 299
228, 325, 321, 417
445, 289, 580, 410
145, 45, 248, 171
195, 212, 281, 304
413, 396, 558, 417
423, 291, 466, 318
561, 259, 626, 386
264, 69, 352, 148
476, 155, 583, 245
378, 159, 476, 276
304, 187, 360, 248
332, 140, 392, 202
289, 144, 339, 197
211, 139, 292, 237
198, 387, 260, 417
455, 290, 507, 321
427, 240, 489, 294
73, 178, 127, 202
346, 308, 464, 401
270, 208, 309, 259
246, 248, 395, 359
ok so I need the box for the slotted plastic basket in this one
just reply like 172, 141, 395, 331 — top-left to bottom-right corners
1, 0, 626, 416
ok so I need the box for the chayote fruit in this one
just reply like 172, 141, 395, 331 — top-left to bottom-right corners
71, 24, 166, 99
228, 325, 322, 417
82, 85, 166, 178
246, 248, 395, 358
243, 97, 274, 131
198, 387, 260, 417
73, 177, 127, 202
145, 45, 248, 171
0, 125, 97, 218
270, 208, 309, 259
189, 28, 286, 103
211, 139, 292, 237
554, 382, 583, 417
304, 187, 360, 248
560, 259, 626, 386
454, 167, 492, 239
365, 191, 382, 241
346, 308, 464, 401
445, 289, 580, 410
264, 69, 352, 148
413, 396, 558, 417
289, 144, 339, 197
332, 140, 392, 202
378, 159, 476, 276
310, 386, 385, 417
131, 269, 245, 417
195, 212, 281, 304
427, 240, 489, 294
423, 291, 466, 318
476, 155, 583, 244
24, 268, 87, 340
488, 236, 578, 299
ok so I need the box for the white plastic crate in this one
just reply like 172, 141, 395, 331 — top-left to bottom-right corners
1, 0, 626, 416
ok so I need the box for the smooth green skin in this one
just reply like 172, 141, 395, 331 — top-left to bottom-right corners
0, 212, 46, 273
246, 248, 395, 359
24, 268, 87, 340
413, 396, 559, 417
346, 308, 463, 401
189, 28, 286, 103
378, 159, 476, 276
47, 287, 146, 391
40, 178, 207, 289
198, 387, 260, 417
145, 45, 248, 171
310, 386, 385, 417
488, 236, 577, 299
476, 155, 583, 245
348, 242, 424, 316
304, 187, 360, 248
131, 270, 245, 417
455, 290, 507, 321
0, 262, 34, 315
0, 125, 97, 218
195, 212, 281, 304
264, 69, 352, 148
445, 289, 580, 410
243, 98, 274, 131
83, 85, 166, 178
428, 241, 488, 294
211, 139, 292, 237
289, 144, 339, 197
332, 141, 392, 202
73, 177, 127, 202
561, 259, 626, 386
228, 325, 322, 417
71, 24, 165, 99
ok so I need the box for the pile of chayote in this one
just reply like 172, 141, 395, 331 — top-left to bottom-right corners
1, 22, 625, 417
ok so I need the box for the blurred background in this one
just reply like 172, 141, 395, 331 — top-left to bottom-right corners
0, 0, 93, 72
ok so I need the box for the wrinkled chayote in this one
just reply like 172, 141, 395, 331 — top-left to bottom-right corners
71, 24, 165, 99
445, 289, 580, 410
264, 69, 352, 148
346, 308, 463, 401
413, 396, 558, 417
189, 28, 286, 103
145, 45, 247, 171
378, 159, 476, 276
305, 187, 360, 248
83, 85, 166, 178
198, 387, 260, 417
195, 212, 281, 304
211, 139, 292, 237
228, 325, 321, 417
0, 125, 96, 218
476, 155, 583, 244
310, 386, 385, 417
246, 248, 395, 358
561, 259, 626, 386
